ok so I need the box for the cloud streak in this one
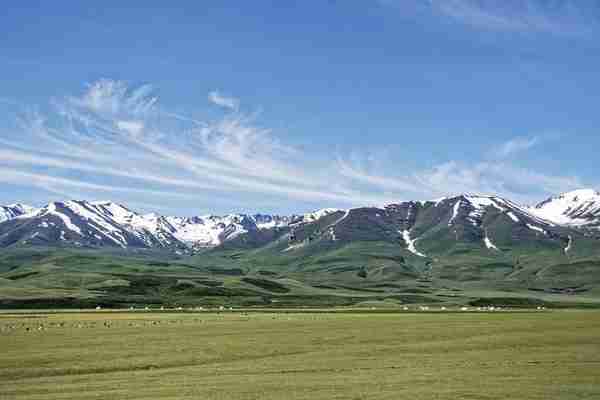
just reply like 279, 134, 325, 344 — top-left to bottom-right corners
494, 136, 540, 158
0, 167, 199, 199
208, 90, 240, 111
2, 80, 383, 209
383, 0, 600, 35
336, 149, 584, 205
0, 78, 591, 213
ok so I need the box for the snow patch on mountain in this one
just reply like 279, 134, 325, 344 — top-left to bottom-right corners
433, 197, 448, 206
565, 235, 573, 254
300, 208, 341, 223
401, 229, 426, 257
165, 214, 258, 246
464, 195, 502, 226
506, 212, 519, 222
484, 231, 499, 250
526, 224, 546, 235
444, 195, 555, 228
448, 200, 461, 226
43, 203, 82, 235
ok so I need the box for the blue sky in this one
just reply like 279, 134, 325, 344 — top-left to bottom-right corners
1, 1, 599, 215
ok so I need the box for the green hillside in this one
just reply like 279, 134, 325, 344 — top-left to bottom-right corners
1, 240, 599, 309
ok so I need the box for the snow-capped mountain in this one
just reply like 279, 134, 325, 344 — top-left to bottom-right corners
362, 194, 562, 257
165, 214, 293, 247
434, 194, 553, 230
0, 204, 38, 223
529, 189, 600, 228
254, 193, 576, 260
0, 201, 184, 249
0, 200, 299, 250
295, 208, 341, 224
0, 191, 597, 253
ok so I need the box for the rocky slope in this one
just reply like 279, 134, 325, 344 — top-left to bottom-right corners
0, 190, 598, 256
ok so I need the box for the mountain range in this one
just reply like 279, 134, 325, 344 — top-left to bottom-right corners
0, 200, 325, 250
1, 190, 599, 253
1, 189, 599, 309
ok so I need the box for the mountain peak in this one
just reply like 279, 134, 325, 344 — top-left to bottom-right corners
459, 193, 501, 200
531, 189, 600, 227
89, 200, 120, 206
556, 189, 600, 201
0, 203, 39, 223
302, 208, 342, 221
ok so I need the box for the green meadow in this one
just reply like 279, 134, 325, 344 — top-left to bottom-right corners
2, 248, 600, 310
1, 310, 599, 399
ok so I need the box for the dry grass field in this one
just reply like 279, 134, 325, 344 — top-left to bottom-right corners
1, 310, 599, 399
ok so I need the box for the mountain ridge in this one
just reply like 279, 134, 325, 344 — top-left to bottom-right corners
1, 189, 598, 253
0, 200, 302, 250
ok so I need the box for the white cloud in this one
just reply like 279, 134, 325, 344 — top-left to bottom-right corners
196, 114, 315, 186
74, 79, 157, 116
436, 0, 540, 31
414, 160, 583, 202
0, 167, 198, 199
495, 136, 539, 158
208, 90, 239, 111
336, 156, 584, 205
0, 147, 219, 191
116, 120, 145, 136
1, 78, 592, 212
382, 0, 599, 35
336, 157, 425, 194
5, 80, 381, 207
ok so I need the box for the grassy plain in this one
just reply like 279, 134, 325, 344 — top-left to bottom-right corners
1, 310, 599, 399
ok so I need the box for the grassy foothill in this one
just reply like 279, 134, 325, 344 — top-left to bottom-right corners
1, 310, 599, 399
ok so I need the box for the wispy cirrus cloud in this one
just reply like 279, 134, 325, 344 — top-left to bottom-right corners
381, 0, 600, 35
72, 79, 157, 116
414, 160, 583, 201
1, 79, 385, 209
0, 167, 199, 199
336, 156, 584, 205
208, 90, 240, 111
0, 147, 219, 191
494, 135, 540, 158
0, 78, 591, 213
